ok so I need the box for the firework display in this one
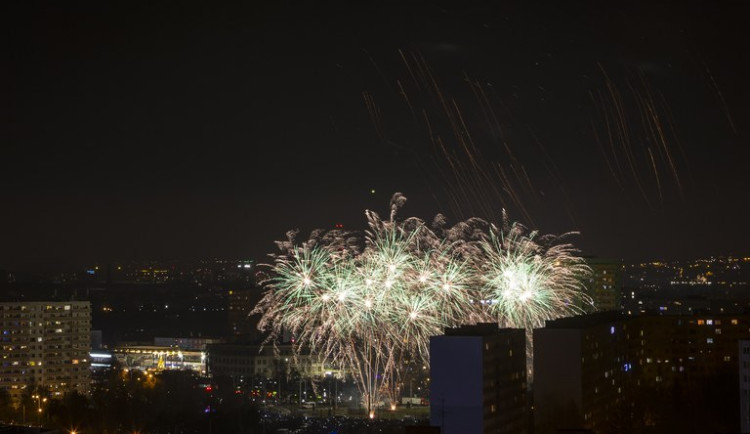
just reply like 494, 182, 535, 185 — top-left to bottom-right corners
253, 193, 592, 413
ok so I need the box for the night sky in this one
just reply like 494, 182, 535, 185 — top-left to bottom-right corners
2, 2, 748, 271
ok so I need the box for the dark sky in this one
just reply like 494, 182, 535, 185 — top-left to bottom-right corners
2, 2, 748, 271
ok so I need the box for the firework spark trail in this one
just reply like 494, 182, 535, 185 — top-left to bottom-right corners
363, 91, 386, 142
253, 194, 591, 412
702, 61, 737, 134
591, 66, 687, 208
391, 51, 544, 224
647, 147, 664, 205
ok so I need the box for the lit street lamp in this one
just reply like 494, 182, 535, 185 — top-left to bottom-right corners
31, 394, 47, 425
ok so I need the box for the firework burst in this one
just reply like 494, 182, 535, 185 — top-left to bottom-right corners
253, 193, 591, 413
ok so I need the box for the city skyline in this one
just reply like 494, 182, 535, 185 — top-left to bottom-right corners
2, 2, 748, 271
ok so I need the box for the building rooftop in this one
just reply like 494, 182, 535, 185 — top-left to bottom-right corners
443, 323, 523, 336
543, 311, 625, 329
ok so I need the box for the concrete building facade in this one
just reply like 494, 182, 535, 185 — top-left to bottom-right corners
534, 312, 750, 432
206, 343, 334, 381
0, 301, 91, 401
740, 340, 750, 433
534, 312, 629, 433
430, 324, 526, 434
584, 258, 623, 312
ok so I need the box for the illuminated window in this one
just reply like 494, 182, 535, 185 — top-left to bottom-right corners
715, 329, 721, 334
707, 338, 714, 344
707, 319, 713, 325
732, 319, 739, 325
697, 319, 705, 325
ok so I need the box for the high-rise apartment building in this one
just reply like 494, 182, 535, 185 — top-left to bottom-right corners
0, 301, 91, 401
740, 340, 750, 433
534, 312, 749, 433
584, 258, 623, 312
534, 312, 629, 433
430, 324, 527, 434
227, 289, 264, 342
628, 314, 748, 389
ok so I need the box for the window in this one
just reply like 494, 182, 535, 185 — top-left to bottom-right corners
707, 338, 714, 344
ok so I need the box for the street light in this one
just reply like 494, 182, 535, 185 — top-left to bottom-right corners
31, 394, 47, 425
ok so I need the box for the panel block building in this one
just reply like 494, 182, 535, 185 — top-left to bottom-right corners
430, 324, 527, 434
0, 301, 91, 401
534, 312, 629, 433
740, 340, 750, 433
583, 258, 623, 312
534, 312, 750, 432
